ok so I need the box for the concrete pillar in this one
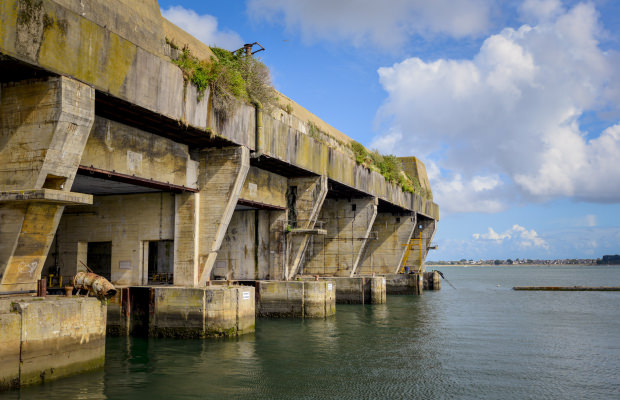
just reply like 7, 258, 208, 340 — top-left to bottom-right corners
267, 210, 287, 280
357, 212, 416, 275
0, 77, 95, 292
304, 196, 377, 276
423, 270, 441, 290
370, 276, 387, 304
286, 175, 327, 280
173, 146, 249, 286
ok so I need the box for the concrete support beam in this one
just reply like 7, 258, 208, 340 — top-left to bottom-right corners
0, 77, 95, 292
304, 196, 377, 276
173, 147, 249, 287
357, 212, 416, 275
286, 176, 328, 280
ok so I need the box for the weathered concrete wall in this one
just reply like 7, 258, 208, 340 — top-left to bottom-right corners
304, 197, 377, 276
260, 114, 438, 219
357, 212, 416, 275
0, 76, 95, 292
239, 166, 287, 209
52, 193, 175, 285
80, 117, 198, 189
214, 208, 287, 281
214, 210, 256, 280
0, 0, 438, 221
0, 296, 106, 390
255, 280, 335, 318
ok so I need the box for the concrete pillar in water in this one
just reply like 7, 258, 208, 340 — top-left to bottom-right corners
370, 276, 387, 304
173, 146, 249, 287
356, 212, 416, 275
304, 196, 377, 277
286, 175, 327, 280
0, 77, 95, 292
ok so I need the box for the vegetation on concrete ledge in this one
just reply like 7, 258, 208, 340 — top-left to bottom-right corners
169, 40, 277, 116
350, 140, 430, 199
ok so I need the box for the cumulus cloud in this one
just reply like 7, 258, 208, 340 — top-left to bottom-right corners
162, 6, 243, 50
373, 2, 620, 212
246, 0, 494, 50
474, 224, 549, 249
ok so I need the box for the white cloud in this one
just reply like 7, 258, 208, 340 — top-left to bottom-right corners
374, 3, 620, 212
473, 227, 511, 242
246, 0, 494, 50
519, 0, 564, 23
162, 6, 243, 50
473, 224, 549, 249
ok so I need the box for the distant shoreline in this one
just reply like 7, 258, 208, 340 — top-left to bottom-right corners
426, 263, 608, 267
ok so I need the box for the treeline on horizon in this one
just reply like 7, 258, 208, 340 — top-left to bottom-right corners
428, 255, 620, 265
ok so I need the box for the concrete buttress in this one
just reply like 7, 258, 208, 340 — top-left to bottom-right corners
286, 176, 328, 280
0, 77, 95, 292
357, 212, 416, 275
304, 196, 378, 277
173, 146, 249, 286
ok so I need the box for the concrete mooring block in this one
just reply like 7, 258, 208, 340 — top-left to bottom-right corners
0, 296, 106, 390
385, 273, 423, 295
107, 286, 255, 338
255, 280, 336, 318
317, 277, 386, 304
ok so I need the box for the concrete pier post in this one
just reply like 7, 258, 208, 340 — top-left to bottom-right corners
0, 77, 95, 292
370, 276, 387, 304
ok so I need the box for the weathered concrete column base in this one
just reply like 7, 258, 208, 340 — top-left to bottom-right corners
0, 296, 106, 391
423, 271, 441, 290
303, 277, 386, 304
384, 273, 424, 295
255, 280, 335, 318
107, 286, 255, 338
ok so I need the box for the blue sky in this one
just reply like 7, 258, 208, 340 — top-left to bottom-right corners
158, 0, 620, 261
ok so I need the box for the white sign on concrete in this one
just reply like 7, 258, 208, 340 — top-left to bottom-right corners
243, 291, 250, 300
119, 261, 131, 270
327, 283, 333, 291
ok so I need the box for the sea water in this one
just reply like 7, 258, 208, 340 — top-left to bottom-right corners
5, 265, 620, 399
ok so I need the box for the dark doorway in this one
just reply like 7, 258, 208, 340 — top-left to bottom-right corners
148, 240, 174, 284
87, 241, 112, 280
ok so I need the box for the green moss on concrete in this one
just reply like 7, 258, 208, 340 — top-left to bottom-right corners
16, 0, 42, 27
169, 43, 277, 115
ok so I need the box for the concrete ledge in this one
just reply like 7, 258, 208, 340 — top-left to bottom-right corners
0, 296, 106, 390
0, 189, 93, 205
256, 281, 335, 318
